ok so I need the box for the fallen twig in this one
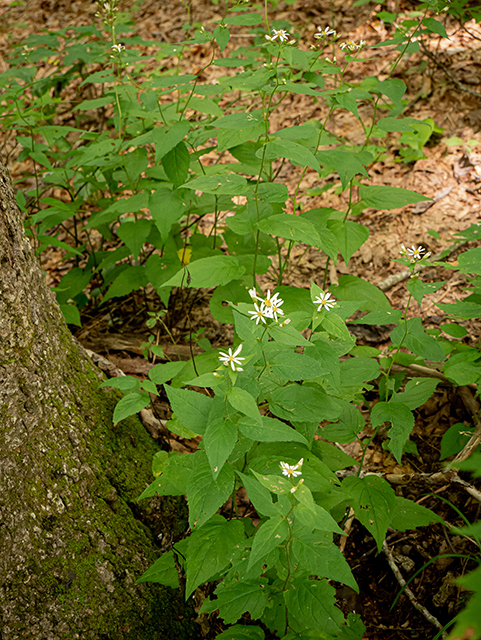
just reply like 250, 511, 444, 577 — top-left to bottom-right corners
382, 540, 448, 638
420, 42, 481, 100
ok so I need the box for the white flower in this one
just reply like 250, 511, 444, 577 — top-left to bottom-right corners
313, 291, 336, 311
248, 302, 272, 325
263, 290, 281, 310
265, 28, 290, 43
279, 318, 291, 327
248, 287, 260, 300
400, 243, 408, 256
407, 245, 426, 260
111, 43, 125, 54
340, 40, 363, 51
280, 458, 304, 478
314, 26, 336, 39
218, 344, 245, 371
270, 298, 285, 322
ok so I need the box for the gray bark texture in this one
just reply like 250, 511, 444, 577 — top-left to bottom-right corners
0, 160, 198, 640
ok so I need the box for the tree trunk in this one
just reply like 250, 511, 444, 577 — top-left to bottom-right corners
0, 161, 197, 640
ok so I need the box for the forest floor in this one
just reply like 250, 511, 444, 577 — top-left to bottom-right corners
1, 0, 481, 638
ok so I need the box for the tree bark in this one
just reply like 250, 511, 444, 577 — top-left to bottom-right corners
0, 161, 198, 639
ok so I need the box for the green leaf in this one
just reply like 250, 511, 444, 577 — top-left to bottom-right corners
257, 214, 322, 247
444, 361, 481, 386
112, 392, 151, 424
216, 112, 263, 129
138, 452, 198, 499
360, 185, 431, 209
162, 141, 190, 188
136, 550, 179, 588
213, 25, 230, 51
331, 275, 390, 311
329, 220, 369, 263
423, 17, 448, 37
406, 278, 445, 305
376, 117, 418, 133
390, 496, 443, 530
339, 357, 380, 386
342, 475, 396, 551
163, 255, 245, 288
102, 265, 148, 303
100, 376, 139, 391
247, 515, 289, 570
200, 579, 269, 624
371, 401, 414, 463
450, 565, 481, 640
391, 377, 439, 410
187, 456, 235, 529
350, 309, 403, 324
224, 12, 263, 25
390, 317, 446, 361
321, 403, 364, 443
453, 247, 481, 275
149, 361, 186, 385
59, 303, 81, 327
185, 516, 245, 598
217, 625, 265, 640
316, 149, 368, 189
436, 300, 481, 319
204, 418, 238, 479
291, 535, 357, 590
270, 384, 341, 423
440, 323, 468, 338
268, 349, 327, 381
151, 121, 190, 161
227, 387, 262, 426
251, 471, 292, 496
116, 218, 152, 259
258, 139, 320, 172
236, 471, 280, 518
284, 577, 343, 634
238, 416, 307, 445
149, 186, 185, 241
376, 78, 406, 105
164, 385, 213, 435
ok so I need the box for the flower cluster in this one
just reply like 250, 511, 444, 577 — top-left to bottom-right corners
400, 243, 431, 263
265, 29, 295, 45
340, 40, 366, 51
218, 344, 244, 372
313, 291, 337, 311
248, 289, 286, 324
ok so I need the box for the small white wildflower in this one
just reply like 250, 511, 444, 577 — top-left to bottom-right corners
263, 290, 281, 311
279, 318, 291, 327
248, 287, 259, 300
314, 26, 336, 39
111, 43, 125, 54
313, 291, 336, 311
407, 245, 426, 260
270, 298, 285, 322
400, 243, 408, 256
340, 40, 362, 51
280, 458, 304, 478
248, 302, 272, 325
266, 28, 290, 43
218, 344, 245, 371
